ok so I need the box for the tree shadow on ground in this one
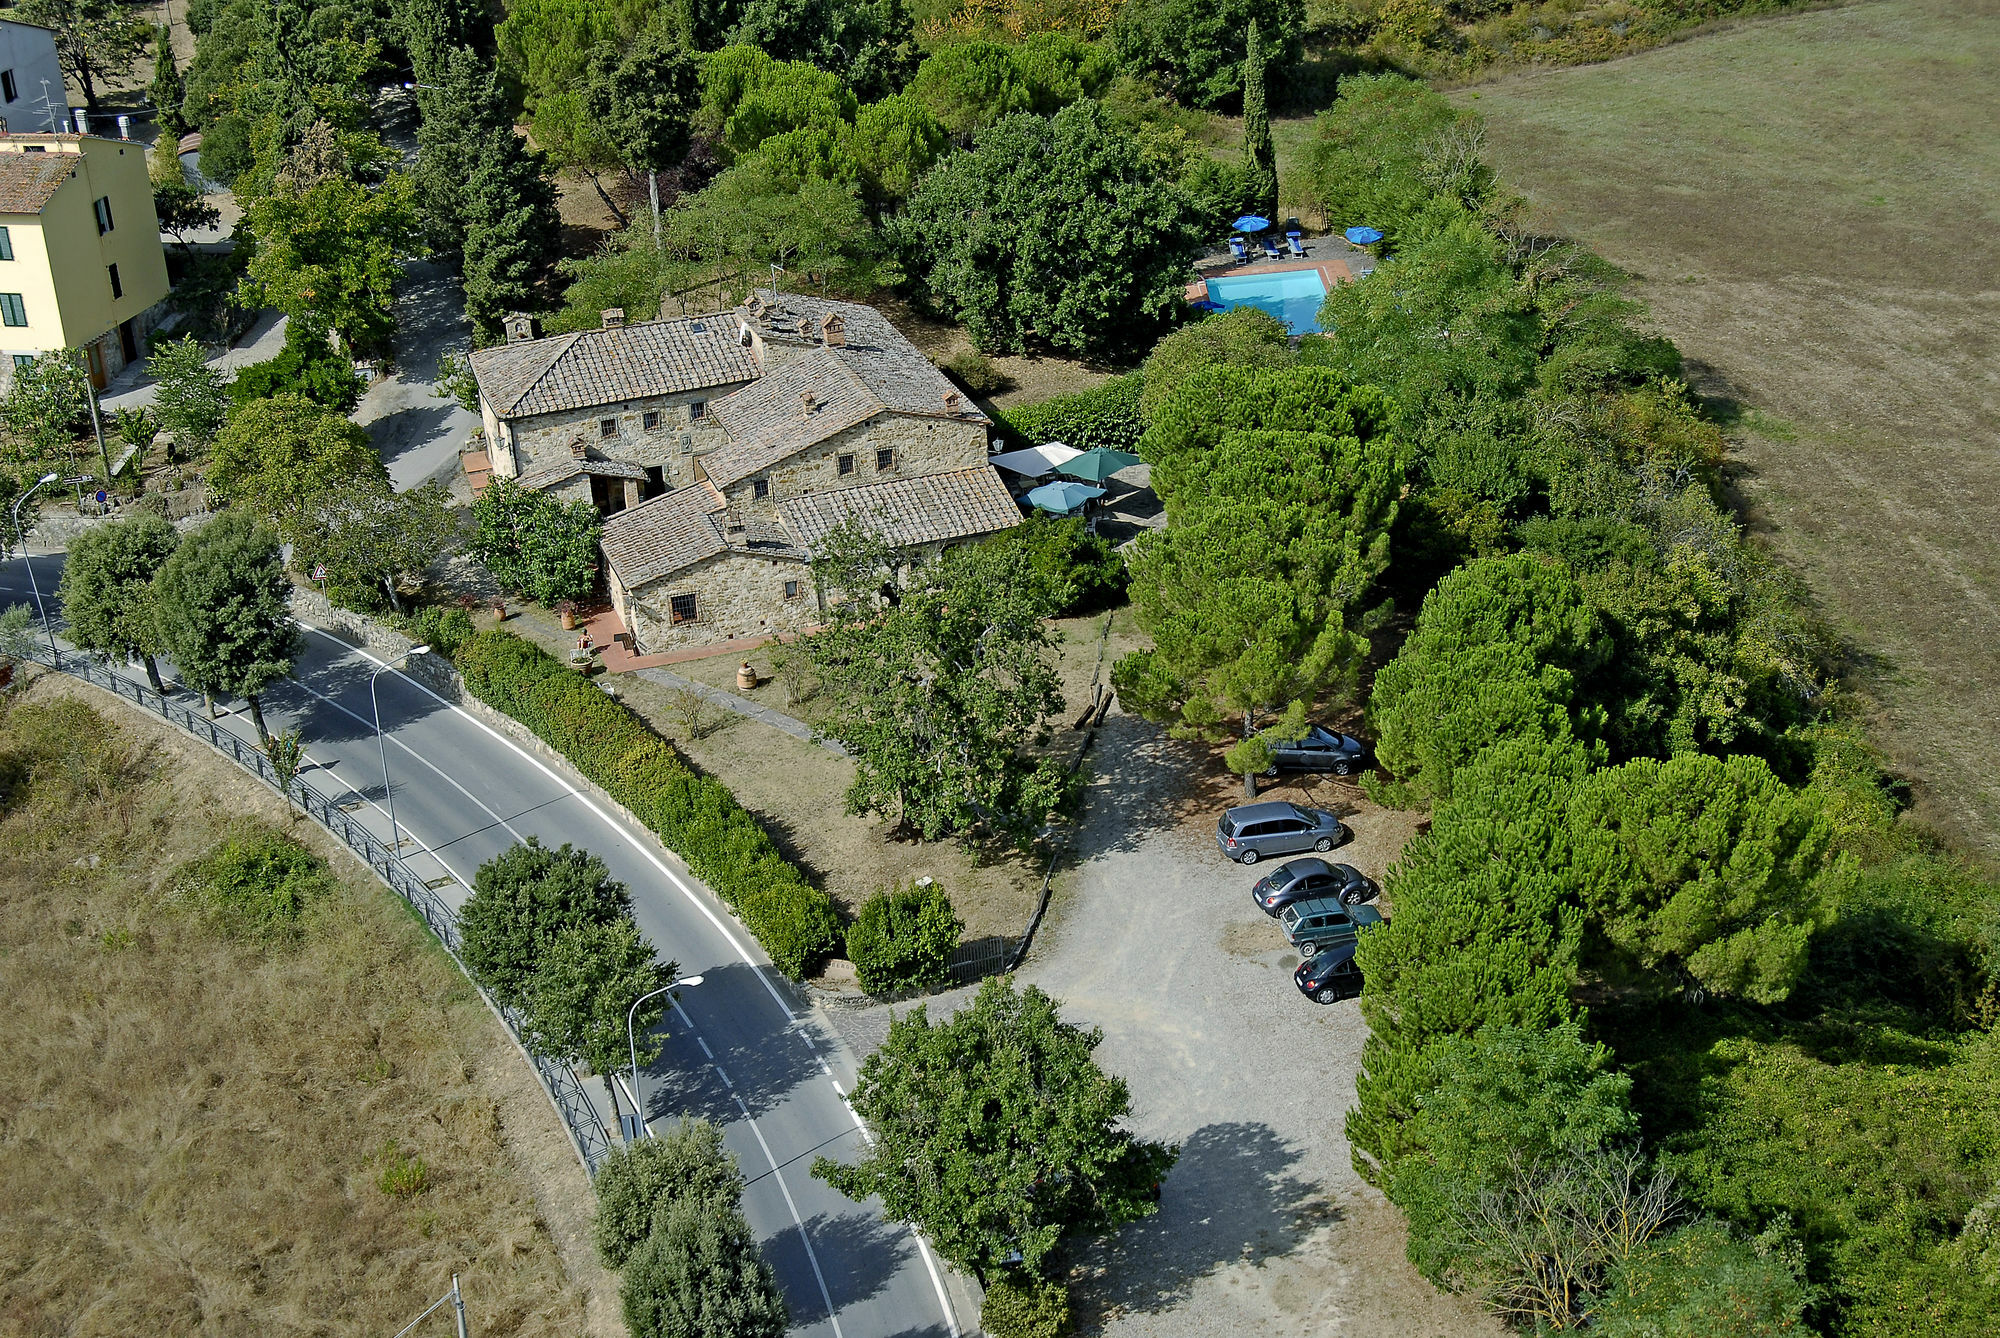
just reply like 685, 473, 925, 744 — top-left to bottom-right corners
1064, 1120, 1331, 1325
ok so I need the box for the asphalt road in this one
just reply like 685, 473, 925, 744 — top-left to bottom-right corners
0, 551, 961, 1338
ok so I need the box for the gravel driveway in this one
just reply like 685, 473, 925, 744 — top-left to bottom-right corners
1022, 712, 1503, 1338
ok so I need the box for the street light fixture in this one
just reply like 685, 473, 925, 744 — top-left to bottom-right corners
626, 974, 705, 1140
9, 472, 62, 661
369, 645, 429, 857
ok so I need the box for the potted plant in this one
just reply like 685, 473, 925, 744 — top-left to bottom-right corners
557, 599, 578, 631
489, 597, 507, 623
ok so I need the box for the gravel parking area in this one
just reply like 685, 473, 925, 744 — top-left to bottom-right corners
1022, 713, 1501, 1338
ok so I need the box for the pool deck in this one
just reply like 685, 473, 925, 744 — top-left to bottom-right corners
1186, 240, 1374, 305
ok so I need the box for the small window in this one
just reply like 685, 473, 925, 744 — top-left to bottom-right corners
107, 263, 121, 299
0, 226, 12, 261
599, 417, 617, 438
875, 448, 894, 472
0, 70, 15, 103
689, 400, 707, 420
837, 453, 854, 476
783, 579, 801, 599
642, 411, 659, 430
20, 144, 43, 153
93, 196, 114, 234
669, 592, 698, 625
12, 353, 33, 369
0, 293, 25, 327
751, 478, 769, 500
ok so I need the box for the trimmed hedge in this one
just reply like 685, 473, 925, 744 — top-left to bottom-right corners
454, 630, 841, 977
992, 373, 1144, 453
846, 880, 962, 994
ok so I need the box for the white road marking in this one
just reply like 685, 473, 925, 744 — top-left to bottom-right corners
734, 1091, 845, 1338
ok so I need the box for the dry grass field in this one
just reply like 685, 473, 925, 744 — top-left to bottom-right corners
1456, 0, 2000, 853
0, 677, 609, 1337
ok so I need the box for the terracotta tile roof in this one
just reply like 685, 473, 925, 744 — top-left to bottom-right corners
700, 349, 882, 488
469, 316, 759, 419
779, 467, 1023, 553
598, 483, 729, 588
0, 152, 75, 213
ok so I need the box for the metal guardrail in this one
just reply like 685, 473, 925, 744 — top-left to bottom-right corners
19, 644, 615, 1177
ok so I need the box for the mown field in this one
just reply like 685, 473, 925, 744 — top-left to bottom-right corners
1453, 0, 2000, 853
0, 677, 606, 1337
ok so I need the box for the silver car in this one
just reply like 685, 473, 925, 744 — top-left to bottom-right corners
1215, 801, 1347, 865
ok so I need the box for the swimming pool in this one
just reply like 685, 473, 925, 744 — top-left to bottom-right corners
1205, 268, 1328, 333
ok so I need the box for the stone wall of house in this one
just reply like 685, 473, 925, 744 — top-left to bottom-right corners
508, 389, 743, 487
711, 411, 990, 523
624, 549, 817, 651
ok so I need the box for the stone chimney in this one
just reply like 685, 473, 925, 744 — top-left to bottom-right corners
820, 313, 846, 348
942, 390, 961, 415
601, 308, 625, 329
504, 312, 538, 344
800, 390, 817, 416
570, 436, 588, 459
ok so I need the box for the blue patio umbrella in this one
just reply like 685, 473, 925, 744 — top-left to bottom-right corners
1344, 226, 1385, 245
1056, 447, 1143, 483
1232, 214, 1271, 233
1026, 480, 1106, 514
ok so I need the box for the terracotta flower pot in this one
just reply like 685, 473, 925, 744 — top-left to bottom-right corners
559, 609, 577, 630
736, 662, 758, 691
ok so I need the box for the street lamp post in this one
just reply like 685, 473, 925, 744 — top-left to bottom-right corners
9, 472, 61, 661
626, 975, 705, 1140
369, 645, 430, 856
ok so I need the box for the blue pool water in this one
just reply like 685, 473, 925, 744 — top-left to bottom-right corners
1205, 268, 1328, 333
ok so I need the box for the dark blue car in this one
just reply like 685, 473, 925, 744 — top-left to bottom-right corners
1296, 942, 1364, 1004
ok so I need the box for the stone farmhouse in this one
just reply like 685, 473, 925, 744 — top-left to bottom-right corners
468, 291, 1021, 652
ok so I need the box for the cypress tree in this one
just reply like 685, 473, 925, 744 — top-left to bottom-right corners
1240, 17, 1278, 223
461, 127, 560, 342
149, 26, 188, 140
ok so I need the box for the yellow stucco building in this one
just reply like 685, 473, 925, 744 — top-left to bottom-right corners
0, 130, 170, 389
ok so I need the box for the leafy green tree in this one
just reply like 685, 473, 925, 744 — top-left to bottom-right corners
228, 318, 364, 411
1564, 752, 1842, 1003
1387, 1022, 1637, 1283
461, 129, 563, 342
705, 51, 856, 159
147, 337, 230, 462
263, 726, 305, 820
726, 0, 912, 101
1239, 17, 1276, 221
153, 180, 223, 254
204, 391, 385, 543
814, 977, 1177, 1283
1114, 365, 1403, 795
1110, 0, 1302, 110
1367, 551, 1610, 803
1593, 1218, 1816, 1338
151, 509, 301, 742
149, 24, 189, 137
850, 93, 949, 202
805, 532, 1072, 842
906, 41, 1032, 140
1010, 31, 1114, 114
1298, 73, 1491, 246
844, 879, 962, 993
459, 837, 634, 1008
240, 123, 421, 358
621, 1197, 789, 1338
582, 23, 701, 240
650, 155, 882, 303
295, 478, 462, 614
58, 513, 180, 691
395, 0, 493, 82
469, 476, 604, 605
1136, 306, 1293, 418
411, 46, 515, 256
594, 1118, 746, 1267
2, 349, 92, 471
17, 0, 148, 111
899, 102, 1204, 357
521, 916, 673, 1127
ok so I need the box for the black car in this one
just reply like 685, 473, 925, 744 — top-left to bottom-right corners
1265, 725, 1370, 777
1251, 858, 1378, 915
1296, 942, 1364, 1004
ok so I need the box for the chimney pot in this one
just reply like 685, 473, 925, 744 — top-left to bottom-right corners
942, 390, 961, 414
800, 390, 817, 416
601, 308, 625, 328
820, 313, 846, 347
571, 437, 588, 459
504, 312, 537, 343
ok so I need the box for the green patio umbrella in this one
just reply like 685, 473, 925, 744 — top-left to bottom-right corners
1055, 447, 1142, 483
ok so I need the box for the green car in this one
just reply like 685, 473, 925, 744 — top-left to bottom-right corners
1278, 896, 1385, 956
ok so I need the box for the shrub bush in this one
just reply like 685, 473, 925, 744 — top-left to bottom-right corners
981, 1274, 1070, 1338
940, 349, 1013, 396
175, 825, 334, 939
400, 604, 477, 658
594, 1118, 745, 1267
453, 630, 841, 977
845, 880, 963, 994
993, 374, 1145, 453
621, 1197, 788, 1338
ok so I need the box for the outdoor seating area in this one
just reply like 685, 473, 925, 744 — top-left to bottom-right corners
988, 441, 1147, 526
